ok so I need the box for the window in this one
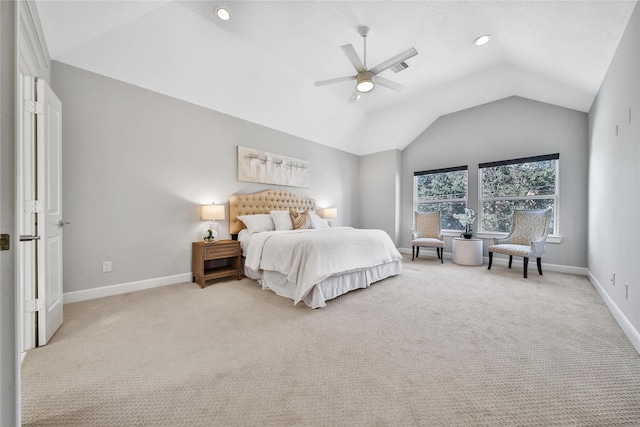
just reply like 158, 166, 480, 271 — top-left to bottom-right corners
414, 166, 468, 230
479, 154, 558, 234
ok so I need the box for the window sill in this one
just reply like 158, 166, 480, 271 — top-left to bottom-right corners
442, 230, 562, 244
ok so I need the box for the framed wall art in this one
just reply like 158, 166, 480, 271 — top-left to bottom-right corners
237, 146, 310, 188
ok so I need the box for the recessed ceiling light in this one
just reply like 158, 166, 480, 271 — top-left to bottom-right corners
473, 34, 492, 46
215, 7, 230, 21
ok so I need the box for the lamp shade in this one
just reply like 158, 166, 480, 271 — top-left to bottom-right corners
320, 208, 338, 219
202, 204, 225, 221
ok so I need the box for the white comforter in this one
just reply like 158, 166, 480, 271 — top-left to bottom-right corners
244, 227, 402, 305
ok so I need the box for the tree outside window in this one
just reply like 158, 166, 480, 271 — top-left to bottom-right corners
414, 166, 468, 230
479, 154, 558, 234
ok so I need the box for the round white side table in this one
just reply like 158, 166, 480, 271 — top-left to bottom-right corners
452, 238, 483, 266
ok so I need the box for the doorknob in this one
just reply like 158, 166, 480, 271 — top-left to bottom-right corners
58, 220, 70, 227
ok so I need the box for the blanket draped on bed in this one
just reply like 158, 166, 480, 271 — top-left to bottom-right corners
245, 227, 402, 305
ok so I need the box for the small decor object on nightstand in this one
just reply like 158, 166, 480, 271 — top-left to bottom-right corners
203, 229, 215, 243
454, 208, 476, 239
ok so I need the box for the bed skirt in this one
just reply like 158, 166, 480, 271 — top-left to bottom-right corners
251, 260, 402, 308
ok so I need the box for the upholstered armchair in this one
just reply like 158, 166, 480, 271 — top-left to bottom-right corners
487, 209, 552, 278
412, 211, 444, 263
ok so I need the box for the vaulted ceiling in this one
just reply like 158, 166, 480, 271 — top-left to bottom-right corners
35, 0, 637, 156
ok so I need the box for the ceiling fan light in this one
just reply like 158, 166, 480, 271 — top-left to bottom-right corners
215, 7, 230, 21
356, 81, 374, 93
356, 72, 374, 93
473, 34, 491, 46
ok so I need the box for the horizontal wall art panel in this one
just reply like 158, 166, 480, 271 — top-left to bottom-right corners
237, 146, 310, 188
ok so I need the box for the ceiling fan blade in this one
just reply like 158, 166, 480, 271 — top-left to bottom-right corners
369, 47, 418, 75
341, 44, 365, 73
374, 75, 405, 92
314, 76, 356, 86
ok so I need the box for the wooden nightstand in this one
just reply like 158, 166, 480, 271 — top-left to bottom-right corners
192, 240, 242, 288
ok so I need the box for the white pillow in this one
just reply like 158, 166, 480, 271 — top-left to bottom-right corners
237, 214, 274, 234
310, 212, 330, 229
270, 210, 293, 230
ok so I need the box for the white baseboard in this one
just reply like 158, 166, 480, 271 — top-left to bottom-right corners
587, 271, 640, 354
63, 272, 192, 304
398, 247, 588, 275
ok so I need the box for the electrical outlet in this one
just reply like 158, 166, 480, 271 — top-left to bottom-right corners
611, 272, 615, 285
102, 261, 112, 273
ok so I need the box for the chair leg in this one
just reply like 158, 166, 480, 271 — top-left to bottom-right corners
523, 257, 529, 278
488, 252, 493, 270
440, 248, 443, 263
537, 258, 543, 275
508, 255, 513, 269
416, 247, 420, 259
412, 246, 415, 261
436, 247, 441, 260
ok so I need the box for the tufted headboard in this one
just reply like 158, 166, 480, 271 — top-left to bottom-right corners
229, 189, 316, 235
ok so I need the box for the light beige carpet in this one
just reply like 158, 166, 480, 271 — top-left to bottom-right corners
21, 255, 640, 426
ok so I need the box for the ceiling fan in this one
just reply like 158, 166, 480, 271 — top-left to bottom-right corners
314, 26, 418, 102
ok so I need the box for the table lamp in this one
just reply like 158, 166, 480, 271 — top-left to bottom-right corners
202, 203, 225, 242
320, 208, 337, 226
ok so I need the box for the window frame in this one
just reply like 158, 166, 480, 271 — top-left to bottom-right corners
413, 165, 469, 231
477, 153, 560, 237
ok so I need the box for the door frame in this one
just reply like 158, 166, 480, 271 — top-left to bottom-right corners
17, 0, 51, 352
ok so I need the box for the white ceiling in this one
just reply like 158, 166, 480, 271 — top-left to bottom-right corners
35, 0, 637, 156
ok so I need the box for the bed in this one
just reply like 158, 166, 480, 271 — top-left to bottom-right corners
229, 190, 402, 308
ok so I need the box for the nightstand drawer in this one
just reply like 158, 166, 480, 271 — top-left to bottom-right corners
204, 244, 239, 260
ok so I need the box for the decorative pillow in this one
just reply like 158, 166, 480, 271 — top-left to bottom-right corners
237, 214, 275, 234
289, 209, 314, 230
310, 211, 330, 229
270, 210, 293, 231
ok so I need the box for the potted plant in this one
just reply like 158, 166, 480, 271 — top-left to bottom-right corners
203, 229, 215, 243
454, 208, 476, 239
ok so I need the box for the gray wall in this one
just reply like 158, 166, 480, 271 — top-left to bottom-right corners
359, 149, 401, 243
52, 62, 360, 294
400, 96, 589, 269
588, 4, 639, 336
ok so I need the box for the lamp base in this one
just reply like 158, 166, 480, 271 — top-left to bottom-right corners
203, 222, 220, 243
210, 222, 220, 242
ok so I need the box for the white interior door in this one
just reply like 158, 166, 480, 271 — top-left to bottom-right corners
36, 78, 63, 345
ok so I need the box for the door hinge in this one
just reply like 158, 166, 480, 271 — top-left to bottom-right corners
0, 234, 9, 251
24, 200, 44, 213
24, 100, 43, 115
25, 299, 44, 313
